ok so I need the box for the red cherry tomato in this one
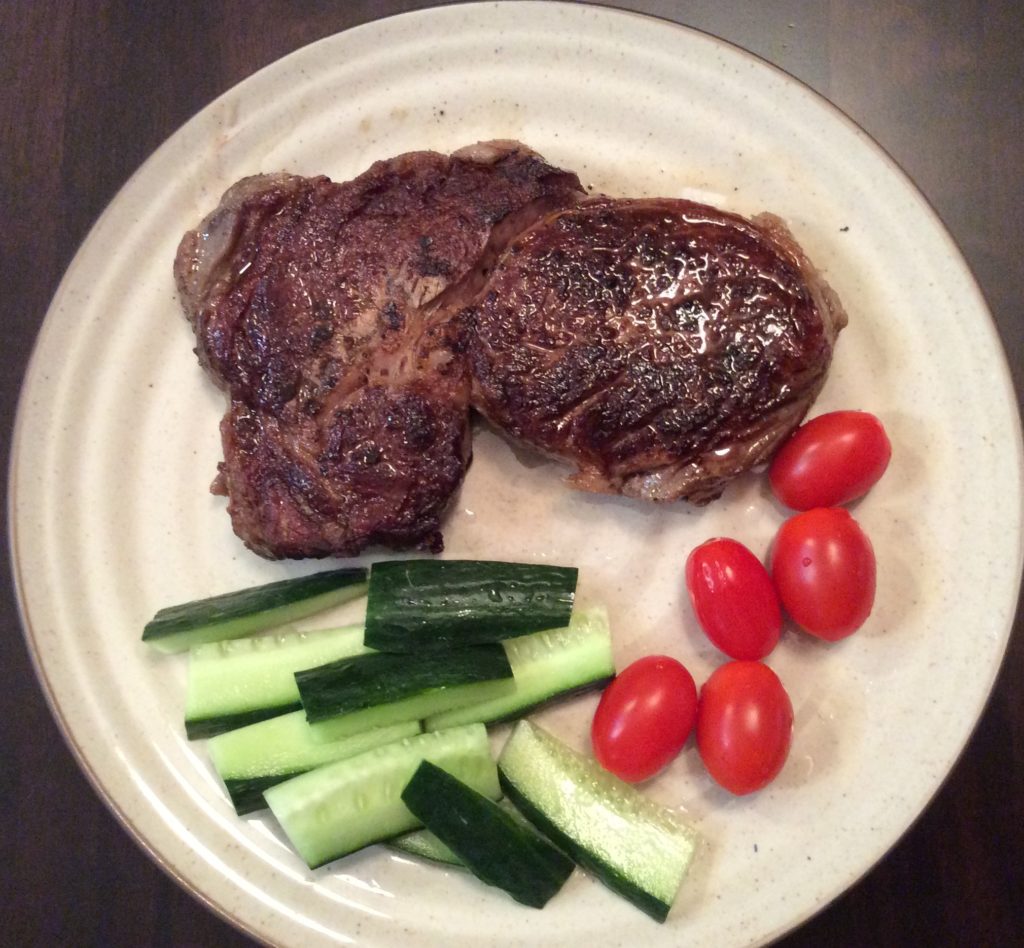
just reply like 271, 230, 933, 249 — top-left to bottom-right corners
769, 411, 891, 510
696, 661, 793, 795
591, 655, 698, 783
685, 538, 782, 660
771, 507, 876, 641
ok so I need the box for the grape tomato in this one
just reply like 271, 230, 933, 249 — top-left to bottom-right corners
771, 507, 876, 641
769, 410, 891, 510
685, 538, 782, 660
696, 661, 793, 795
590, 655, 698, 783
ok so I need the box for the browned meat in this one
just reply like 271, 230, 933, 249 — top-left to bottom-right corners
464, 198, 846, 503
174, 142, 583, 557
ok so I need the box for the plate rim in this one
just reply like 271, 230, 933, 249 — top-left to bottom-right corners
8, 3, 1024, 946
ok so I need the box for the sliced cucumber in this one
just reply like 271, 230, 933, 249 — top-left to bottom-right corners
185, 623, 370, 739
389, 828, 463, 866
305, 675, 516, 745
364, 560, 577, 652
498, 720, 698, 923
424, 605, 614, 731
143, 568, 368, 654
388, 800, 529, 867
207, 712, 420, 815
401, 761, 574, 908
295, 644, 514, 723
265, 724, 498, 868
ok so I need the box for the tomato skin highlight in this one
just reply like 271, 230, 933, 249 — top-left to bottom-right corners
771, 507, 876, 641
591, 655, 698, 783
696, 661, 793, 795
685, 538, 782, 660
769, 410, 892, 510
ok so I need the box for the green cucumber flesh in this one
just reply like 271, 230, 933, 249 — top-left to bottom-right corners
207, 712, 420, 815
424, 605, 614, 731
185, 623, 370, 739
305, 675, 517, 745
498, 720, 698, 923
295, 644, 513, 723
401, 761, 574, 908
144, 568, 368, 654
364, 560, 577, 652
389, 799, 538, 867
265, 724, 498, 869
389, 828, 463, 866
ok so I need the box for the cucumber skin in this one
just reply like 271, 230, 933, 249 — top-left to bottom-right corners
295, 645, 513, 723
500, 775, 670, 921
224, 773, 303, 816
187, 704, 299, 741
389, 799, 538, 866
402, 761, 574, 909
305, 676, 516, 745
424, 606, 615, 731
426, 679, 612, 733
364, 560, 577, 652
209, 715, 421, 815
265, 724, 499, 869
184, 623, 369, 739
498, 721, 697, 923
143, 568, 368, 653
481, 678, 613, 725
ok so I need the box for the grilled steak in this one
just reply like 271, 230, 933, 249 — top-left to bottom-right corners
464, 198, 846, 502
174, 142, 584, 557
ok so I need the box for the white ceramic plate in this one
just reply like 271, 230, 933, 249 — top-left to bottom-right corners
10, 3, 1023, 946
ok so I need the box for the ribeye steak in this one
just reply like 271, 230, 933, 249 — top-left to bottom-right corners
464, 198, 847, 503
174, 142, 584, 558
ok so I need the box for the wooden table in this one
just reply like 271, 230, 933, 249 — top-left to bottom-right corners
2, 2, 1021, 944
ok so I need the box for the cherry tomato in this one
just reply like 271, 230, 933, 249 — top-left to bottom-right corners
685, 538, 782, 660
769, 410, 891, 510
771, 507, 876, 641
591, 655, 698, 783
696, 661, 793, 795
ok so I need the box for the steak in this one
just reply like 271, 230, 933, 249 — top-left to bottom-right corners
174, 142, 584, 557
176, 139, 846, 558
463, 198, 846, 502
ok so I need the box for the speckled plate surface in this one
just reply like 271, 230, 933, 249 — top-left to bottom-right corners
9, 3, 1023, 946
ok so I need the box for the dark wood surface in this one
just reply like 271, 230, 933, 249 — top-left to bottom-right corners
2, 2, 1021, 945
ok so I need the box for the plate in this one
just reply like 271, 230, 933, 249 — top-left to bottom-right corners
9, 3, 1023, 946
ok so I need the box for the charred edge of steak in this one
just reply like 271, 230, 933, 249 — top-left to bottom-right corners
464, 197, 847, 504
218, 388, 473, 560
751, 211, 848, 345
173, 142, 584, 559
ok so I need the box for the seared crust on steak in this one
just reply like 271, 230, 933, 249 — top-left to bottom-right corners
174, 142, 583, 557
176, 140, 847, 558
464, 198, 846, 503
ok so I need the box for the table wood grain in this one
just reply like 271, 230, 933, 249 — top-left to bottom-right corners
2, 2, 1021, 945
